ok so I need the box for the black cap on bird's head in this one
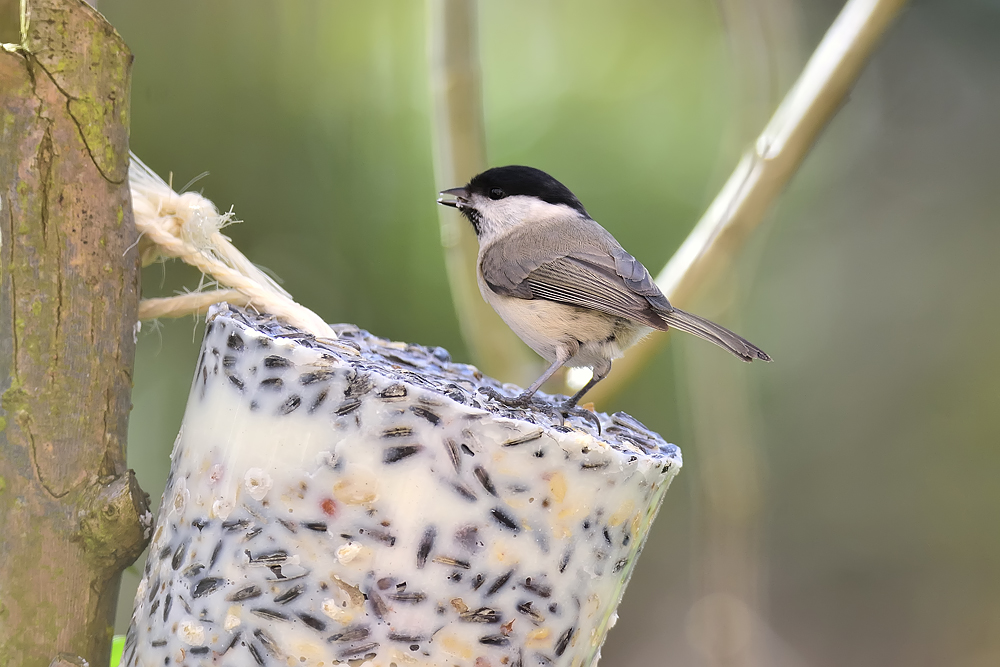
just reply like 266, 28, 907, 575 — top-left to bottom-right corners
437, 166, 590, 232
467, 166, 589, 217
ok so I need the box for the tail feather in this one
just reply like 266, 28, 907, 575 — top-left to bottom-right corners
660, 308, 771, 362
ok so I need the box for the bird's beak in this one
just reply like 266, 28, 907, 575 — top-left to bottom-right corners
437, 186, 469, 209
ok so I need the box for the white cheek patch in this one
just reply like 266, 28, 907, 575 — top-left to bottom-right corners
474, 196, 580, 242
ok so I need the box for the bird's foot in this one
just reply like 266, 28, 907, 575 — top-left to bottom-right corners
478, 387, 602, 434
478, 386, 534, 408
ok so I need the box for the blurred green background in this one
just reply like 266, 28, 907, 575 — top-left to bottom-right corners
101, 1, 1000, 665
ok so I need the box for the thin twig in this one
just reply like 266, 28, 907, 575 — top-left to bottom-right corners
428, 0, 540, 385
585, 0, 910, 405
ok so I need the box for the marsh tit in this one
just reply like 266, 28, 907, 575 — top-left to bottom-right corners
437, 165, 770, 413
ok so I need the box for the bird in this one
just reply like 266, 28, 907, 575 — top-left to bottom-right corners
437, 165, 769, 416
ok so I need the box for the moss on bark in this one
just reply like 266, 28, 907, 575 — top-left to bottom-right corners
0, 1, 148, 664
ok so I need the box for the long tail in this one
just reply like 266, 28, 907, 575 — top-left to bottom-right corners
660, 308, 771, 362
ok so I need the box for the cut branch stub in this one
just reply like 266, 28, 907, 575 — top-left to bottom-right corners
0, 0, 146, 664
78, 471, 152, 570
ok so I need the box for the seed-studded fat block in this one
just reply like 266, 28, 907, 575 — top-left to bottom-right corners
125, 305, 681, 667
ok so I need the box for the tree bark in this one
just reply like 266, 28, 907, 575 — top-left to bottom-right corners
0, 1, 149, 665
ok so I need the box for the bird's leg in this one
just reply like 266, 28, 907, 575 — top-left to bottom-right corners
563, 359, 611, 408
563, 376, 601, 409
479, 345, 606, 434
479, 345, 574, 407
557, 360, 612, 433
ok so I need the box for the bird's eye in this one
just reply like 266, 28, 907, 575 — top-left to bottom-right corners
488, 188, 507, 200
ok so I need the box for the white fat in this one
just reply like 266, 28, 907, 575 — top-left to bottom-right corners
243, 467, 273, 500
124, 316, 682, 667
177, 620, 205, 646
335, 541, 363, 564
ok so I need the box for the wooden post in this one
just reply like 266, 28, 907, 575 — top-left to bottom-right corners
0, 0, 149, 664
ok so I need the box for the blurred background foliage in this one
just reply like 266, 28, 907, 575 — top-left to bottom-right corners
100, 1, 1000, 665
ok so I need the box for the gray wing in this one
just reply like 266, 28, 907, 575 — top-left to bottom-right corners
479, 219, 771, 362
479, 220, 673, 330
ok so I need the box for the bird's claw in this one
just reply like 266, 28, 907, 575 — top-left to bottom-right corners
560, 403, 602, 435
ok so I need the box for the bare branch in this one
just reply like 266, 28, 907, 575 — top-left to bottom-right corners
585, 0, 910, 405
428, 0, 540, 385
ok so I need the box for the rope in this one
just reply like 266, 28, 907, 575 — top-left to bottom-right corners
138, 290, 250, 320
129, 154, 335, 339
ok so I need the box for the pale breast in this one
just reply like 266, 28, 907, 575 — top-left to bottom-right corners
477, 269, 647, 367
